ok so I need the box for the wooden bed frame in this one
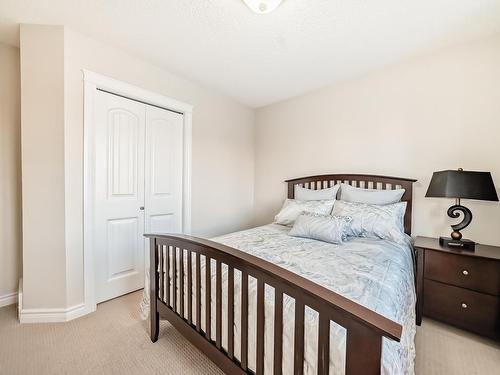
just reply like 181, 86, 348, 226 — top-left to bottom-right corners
146, 174, 417, 375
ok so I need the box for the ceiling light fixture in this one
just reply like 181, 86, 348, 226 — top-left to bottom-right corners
242, 0, 283, 14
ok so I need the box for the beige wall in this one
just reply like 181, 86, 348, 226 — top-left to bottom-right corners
255, 33, 500, 246
0, 43, 21, 303
20, 25, 68, 309
18, 25, 255, 310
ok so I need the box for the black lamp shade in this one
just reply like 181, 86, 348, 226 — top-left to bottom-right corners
425, 169, 498, 201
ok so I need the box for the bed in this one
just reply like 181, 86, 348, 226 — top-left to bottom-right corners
146, 174, 417, 375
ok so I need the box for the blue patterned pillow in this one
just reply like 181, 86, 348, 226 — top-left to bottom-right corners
274, 199, 336, 226
331, 200, 409, 244
289, 212, 352, 244
339, 183, 405, 205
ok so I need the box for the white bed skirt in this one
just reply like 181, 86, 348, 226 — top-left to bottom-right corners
139, 268, 150, 320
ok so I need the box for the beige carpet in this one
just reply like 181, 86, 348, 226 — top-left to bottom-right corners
0, 292, 223, 375
0, 291, 498, 375
415, 318, 500, 375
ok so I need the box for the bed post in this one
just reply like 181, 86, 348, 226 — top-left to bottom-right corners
345, 320, 382, 375
150, 237, 159, 342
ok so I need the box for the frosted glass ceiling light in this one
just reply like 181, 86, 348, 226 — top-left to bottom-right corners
242, 0, 283, 14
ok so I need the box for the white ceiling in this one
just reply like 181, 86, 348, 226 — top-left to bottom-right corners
1, 0, 500, 107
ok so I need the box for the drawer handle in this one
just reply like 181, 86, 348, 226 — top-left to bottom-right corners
461, 303, 468, 309
462, 269, 469, 276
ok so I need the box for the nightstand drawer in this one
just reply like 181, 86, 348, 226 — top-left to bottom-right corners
425, 250, 500, 296
423, 279, 500, 339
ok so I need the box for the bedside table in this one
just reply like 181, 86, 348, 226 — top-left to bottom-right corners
415, 236, 500, 340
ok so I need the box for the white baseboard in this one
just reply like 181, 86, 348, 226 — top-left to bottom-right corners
17, 277, 94, 323
18, 276, 93, 323
19, 303, 89, 324
0, 292, 18, 308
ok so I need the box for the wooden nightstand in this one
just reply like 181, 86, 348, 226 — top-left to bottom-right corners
415, 236, 500, 340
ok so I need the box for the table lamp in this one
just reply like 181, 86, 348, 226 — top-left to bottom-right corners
425, 168, 498, 251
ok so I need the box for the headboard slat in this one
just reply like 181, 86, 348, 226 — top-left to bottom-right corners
285, 174, 417, 235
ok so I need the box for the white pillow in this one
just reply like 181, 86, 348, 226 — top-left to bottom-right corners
295, 184, 340, 201
274, 199, 335, 226
289, 212, 352, 244
331, 200, 408, 244
339, 183, 405, 205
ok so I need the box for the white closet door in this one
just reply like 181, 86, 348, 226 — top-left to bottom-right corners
144, 105, 184, 236
94, 91, 146, 303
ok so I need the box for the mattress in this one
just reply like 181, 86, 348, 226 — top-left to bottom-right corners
156, 224, 416, 374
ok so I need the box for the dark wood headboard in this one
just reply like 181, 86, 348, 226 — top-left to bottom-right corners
285, 174, 417, 235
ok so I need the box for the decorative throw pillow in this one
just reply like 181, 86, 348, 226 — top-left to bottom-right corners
295, 184, 340, 201
274, 199, 336, 226
289, 212, 352, 244
331, 200, 408, 244
339, 183, 405, 205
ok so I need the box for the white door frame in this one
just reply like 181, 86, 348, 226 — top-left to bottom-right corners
83, 70, 192, 315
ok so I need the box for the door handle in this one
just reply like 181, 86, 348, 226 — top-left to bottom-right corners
139, 206, 145, 211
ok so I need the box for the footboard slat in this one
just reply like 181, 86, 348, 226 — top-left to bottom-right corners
148, 233, 404, 375
205, 256, 212, 340
165, 246, 170, 305
187, 250, 193, 325
172, 246, 177, 312
294, 300, 305, 375
215, 260, 222, 349
256, 279, 265, 375
240, 271, 249, 370
317, 315, 330, 375
179, 248, 184, 318
195, 252, 201, 332
273, 289, 283, 375
159, 245, 164, 302
227, 265, 235, 359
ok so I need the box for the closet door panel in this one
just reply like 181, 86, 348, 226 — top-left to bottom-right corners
94, 91, 146, 303
144, 106, 184, 236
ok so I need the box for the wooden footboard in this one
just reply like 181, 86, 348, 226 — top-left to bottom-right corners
146, 233, 402, 375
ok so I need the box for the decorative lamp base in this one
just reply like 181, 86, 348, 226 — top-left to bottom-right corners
439, 237, 476, 251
